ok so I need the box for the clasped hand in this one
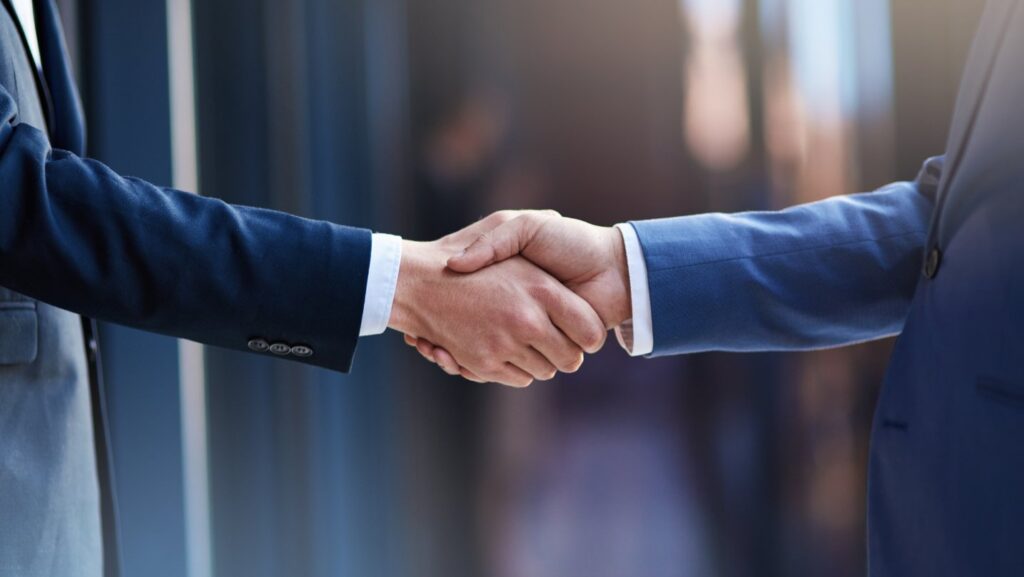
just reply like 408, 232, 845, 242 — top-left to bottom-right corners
388, 211, 631, 387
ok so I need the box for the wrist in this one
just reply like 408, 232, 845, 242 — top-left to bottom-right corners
388, 240, 433, 336
605, 226, 632, 327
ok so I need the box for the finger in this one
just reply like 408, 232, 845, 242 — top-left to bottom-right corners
488, 363, 535, 388
530, 321, 586, 374
415, 349, 436, 366
511, 347, 559, 382
474, 210, 523, 231
420, 345, 487, 382
471, 209, 558, 236
433, 349, 486, 383
459, 368, 487, 384
415, 339, 438, 364
439, 210, 524, 248
433, 347, 463, 376
432, 346, 456, 369
404, 334, 418, 347
446, 212, 556, 273
541, 284, 608, 354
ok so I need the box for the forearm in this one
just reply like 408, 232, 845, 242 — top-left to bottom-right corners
629, 173, 939, 356
0, 119, 372, 372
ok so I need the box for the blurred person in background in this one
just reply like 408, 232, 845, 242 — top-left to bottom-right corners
0, 0, 614, 575
412, 0, 1024, 574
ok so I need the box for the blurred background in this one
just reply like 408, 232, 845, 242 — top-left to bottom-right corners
60, 0, 987, 575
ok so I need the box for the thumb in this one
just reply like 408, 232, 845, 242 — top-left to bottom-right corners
447, 216, 530, 273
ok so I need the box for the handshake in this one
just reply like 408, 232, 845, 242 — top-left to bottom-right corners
388, 210, 633, 387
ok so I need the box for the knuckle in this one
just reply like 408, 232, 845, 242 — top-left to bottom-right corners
504, 311, 526, 334
492, 210, 519, 224
509, 310, 541, 337
480, 341, 504, 362
581, 327, 602, 354
527, 359, 556, 380
478, 356, 506, 375
560, 350, 585, 373
528, 318, 551, 341
529, 281, 559, 304
514, 377, 534, 389
579, 324, 607, 353
519, 213, 540, 229
525, 210, 556, 227
473, 356, 501, 379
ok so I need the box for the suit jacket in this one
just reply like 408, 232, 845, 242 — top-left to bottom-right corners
629, 0, 1024, 574
0, 1, 374, 575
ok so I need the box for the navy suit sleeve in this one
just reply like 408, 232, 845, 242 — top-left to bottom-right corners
630, 157, 943, 356
0, 87, 372, 373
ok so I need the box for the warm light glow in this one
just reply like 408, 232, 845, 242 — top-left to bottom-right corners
680, 0, 751, 171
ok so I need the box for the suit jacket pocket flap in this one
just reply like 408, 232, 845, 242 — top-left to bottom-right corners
0, 303, 38, 365
976, 376, 1024, 409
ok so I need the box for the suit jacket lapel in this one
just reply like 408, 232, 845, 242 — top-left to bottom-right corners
934, 0, 1016, 204
37, 0, 84, 155
0, 0, 54, 133
924, 0, 1017, 252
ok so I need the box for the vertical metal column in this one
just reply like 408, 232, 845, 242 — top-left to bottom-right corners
81, 0, 190, 575
167, 0, 211, 575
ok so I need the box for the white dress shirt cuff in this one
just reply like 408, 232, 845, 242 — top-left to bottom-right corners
359, 233, 403, 337
613, 223, 654, 357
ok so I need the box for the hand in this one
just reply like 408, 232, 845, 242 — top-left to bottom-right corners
450, 211, 631, 326
389, 212, 607, 387
406, 210, 632, 376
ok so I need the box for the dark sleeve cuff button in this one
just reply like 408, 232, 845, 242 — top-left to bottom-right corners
269, 343, 291, 355
248, 339, 313, 358
248, 339, 270, 352
923, 248, 942, 279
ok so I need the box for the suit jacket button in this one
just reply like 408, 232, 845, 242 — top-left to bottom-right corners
290, 345, 313, 358
923, 248, 942, 279
269, 343, 291, 355
248, 339, 269, 352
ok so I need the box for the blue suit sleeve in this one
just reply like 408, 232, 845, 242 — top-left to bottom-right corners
0, 87, 372, 373
630, 157, 943, 356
